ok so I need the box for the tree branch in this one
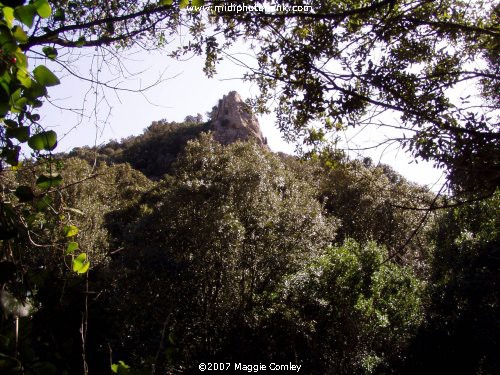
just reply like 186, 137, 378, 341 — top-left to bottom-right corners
22, 4, 171, 50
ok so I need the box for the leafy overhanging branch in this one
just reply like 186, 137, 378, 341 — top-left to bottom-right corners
22, 3, 172, 50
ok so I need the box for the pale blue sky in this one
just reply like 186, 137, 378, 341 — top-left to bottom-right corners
36, 45, 445, 190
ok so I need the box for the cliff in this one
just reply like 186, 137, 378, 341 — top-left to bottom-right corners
211, 91, 269, 149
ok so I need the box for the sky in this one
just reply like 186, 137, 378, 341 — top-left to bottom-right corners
37, 44, 446, 191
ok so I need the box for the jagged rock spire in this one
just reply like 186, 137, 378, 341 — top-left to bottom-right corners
211, 91, 269, 149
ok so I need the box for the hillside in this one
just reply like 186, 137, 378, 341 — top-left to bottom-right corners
69, 119, 211, 178
1, 92, 497, 375
69, 91, 269, 179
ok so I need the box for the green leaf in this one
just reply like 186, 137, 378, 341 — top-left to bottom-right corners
16, 68, 32, 88
6, 126, 30, 142
3, 7, 15, 27
168, 332, 175, 344
63, 224, 79, 237
13, 50, 28, 69
28, 130, 57, 151
36, 172, 63, 188
10, 87, 22, 102
65, 241, 78, 254
33, 65, 60, 87
24, 82, 47, 99
53, 8, 65, 21
35, 195, 52, 211
179, 0, 189, 8
4, 146, 20, 165
161, 0, 174, 5
12, 96, 28, 112
42, 46, 57, 60
72, 253, 90, 274
14, 5, 37, 28
73, 253, 90, 274
0, 25, 18, 53
12, 26, 28, 44
34, 0, 51, 19
192, 0, 204, 6
3, 119, 18, 128
111, 361, 130, 374
0, 84, 9, 116
14, 186, 35, 202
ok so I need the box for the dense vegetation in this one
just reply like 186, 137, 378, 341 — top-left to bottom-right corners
0, 0, 498, 374
2, 118, 498, 374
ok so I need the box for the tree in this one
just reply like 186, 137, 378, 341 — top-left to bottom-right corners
0, 155, 152, 374
101, 134, 337, 371
6, 1, 497, 196
0, 0, 197, 181
1, 1, 497, 372
0, 2, 89, 371
192, 0, 499, 196
68, 119, 212, 179
23, 0, 180, 50
404, 192, 499, 374
281, 154, 437, 270
0, 3, 186, 363
260, 239, 423, 374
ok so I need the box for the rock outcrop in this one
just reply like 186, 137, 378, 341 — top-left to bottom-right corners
211, 91, 269, 149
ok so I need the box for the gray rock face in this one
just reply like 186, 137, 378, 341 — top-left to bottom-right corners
211, 91, 269, 149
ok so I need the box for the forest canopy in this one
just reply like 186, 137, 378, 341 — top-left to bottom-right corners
2, 118, 498, 374
1, 0, 498, 195
0, 1, 498, 374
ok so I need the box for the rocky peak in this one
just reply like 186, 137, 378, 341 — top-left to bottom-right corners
211, 91, 269, 149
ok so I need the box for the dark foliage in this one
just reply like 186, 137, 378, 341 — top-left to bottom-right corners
404, 193, 500, 374
1, 1, 498, 373
2, 118, 497, 374
69, 120, 211, 179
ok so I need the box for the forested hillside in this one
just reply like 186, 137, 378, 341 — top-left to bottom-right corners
2, 116, 497, 374
0, 0, 498, 374
68, 119, 211, 179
